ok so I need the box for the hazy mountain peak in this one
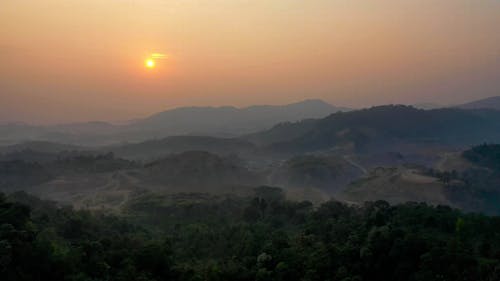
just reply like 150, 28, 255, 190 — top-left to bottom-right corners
290, 99, 333, 106
457, 96, 500, 110
131, 99, 348, 137
413, 102, 445, 110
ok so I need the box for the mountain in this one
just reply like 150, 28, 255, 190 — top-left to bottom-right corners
248, 105, 500, 154
129, 99, 349, 137
244, 119, 318, 146
456, 96, 500, 110
0, 100, 348, 146
412, 103, 445, 110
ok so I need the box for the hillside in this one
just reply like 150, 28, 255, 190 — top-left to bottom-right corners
249, 105, 500, 154
142, 151, 262, 189
0, 100, 347, 146
339, 166, 451, 206
0, 150, 262, 209
131, 99, 347, 136
457, 96, 500, 110
269, 155, 362, 194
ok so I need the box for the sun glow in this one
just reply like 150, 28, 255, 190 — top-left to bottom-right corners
144, 53, 168, 69
145, 59, 155, 68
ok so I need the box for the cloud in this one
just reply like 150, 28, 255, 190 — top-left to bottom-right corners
151, 53, 168, 59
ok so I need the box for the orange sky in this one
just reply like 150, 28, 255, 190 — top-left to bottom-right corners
1, 0, 499, 124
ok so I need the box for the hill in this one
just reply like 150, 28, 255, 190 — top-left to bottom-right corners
142, 151, 262, 189
249, 105, 500, 154
412, 102, 445, 110
0, 100, 347, 146
269, 155, 362, 194
130, 99, 348, 137
456, 96, 500, 110
339, 166, 451, 206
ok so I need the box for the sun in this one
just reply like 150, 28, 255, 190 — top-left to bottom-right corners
145, 59, 155, 68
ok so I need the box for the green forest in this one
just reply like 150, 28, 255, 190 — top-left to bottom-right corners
2, 188, 500, 281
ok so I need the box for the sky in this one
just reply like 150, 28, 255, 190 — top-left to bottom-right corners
1, 0, 499, 124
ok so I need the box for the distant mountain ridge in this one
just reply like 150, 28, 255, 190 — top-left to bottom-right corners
456, 96, 500, 110
130, 99, 349, 136
248, 105, 500, 154
6, 105, 500, 162
0, 99, 348, 146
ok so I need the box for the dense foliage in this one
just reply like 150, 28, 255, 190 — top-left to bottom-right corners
2, 189, 500, 281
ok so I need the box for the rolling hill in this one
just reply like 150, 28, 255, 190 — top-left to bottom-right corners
456, 96, 500, 110
142, 151, 262, 189
248, 105, 500, 154
129, 99, 348, 137
0, 100, 348, 146
269, 155, 362, 193
338, 166, 451, 206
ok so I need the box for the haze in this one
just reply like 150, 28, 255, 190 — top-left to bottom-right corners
1, 0, 499, 124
